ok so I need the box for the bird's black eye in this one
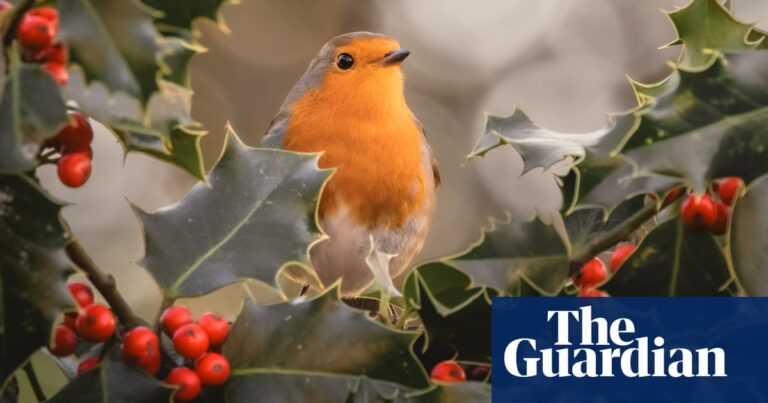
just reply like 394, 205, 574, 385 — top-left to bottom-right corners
336, 53, 354, 70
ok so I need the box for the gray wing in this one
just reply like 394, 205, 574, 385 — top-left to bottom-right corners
415, 119, 441, 188
261, 110, 289, 149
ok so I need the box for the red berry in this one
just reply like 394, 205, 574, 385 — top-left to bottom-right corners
470, 366, 490, 381
197, 313, 229, 346
43, 62, 68, 85
77, 357, 100, 374
76, 304, 115, 342
681, 194, 717, 230
16, 15, 55, 54
123, 326, 160, 367
67, 281, 94, 308
430, 361, 466, 382
161, 306, 193, 337
579, 288, 609, 297
37, 44, 67, 64
0, 1, 12, 13
572, 257, 607, 288
144, 355, 161, 376
49, 325, 77, 357
63, 312, 78, 332
55, 110, 93, 152
28, 6, 58, 26
609, 245, 636, 273
57, 150, 92, 188
172, 324, 209, 359
717, 177, 743, 206
194, 353, 231, 386
166, 367, 201, 402
707, 201, 730, 235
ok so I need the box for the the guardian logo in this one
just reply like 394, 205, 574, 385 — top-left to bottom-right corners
504, 306, 727, 378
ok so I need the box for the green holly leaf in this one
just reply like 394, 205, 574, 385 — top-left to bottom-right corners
602, 217, 731, 296
432, 216, 569, 295
223, 290, 429, 401
0, 53, 68, 174
142, 0, 232, 34
0, 175, 74, 390
408, 382, 491, 403
403, 264, 493, 366
47, 360, 174, 402
65, 72, 206, 180
622, 52, 768, 191
731, 174, 768, 295
564, 195, 646, 253
136, 129, 331, 299
58, 0, 164, 105
665, 0, 764, 68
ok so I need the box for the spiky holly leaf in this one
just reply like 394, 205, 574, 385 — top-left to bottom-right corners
0, 175, 73, 390
622, 51, 768, 191
731, 174, 768, 295
601, 217, 731, 296
58, 0, 165, 105
666, 0, 764, 68
470, 110, 635, 173
564, 195, 646, 253
0, 53, 68, 174
142, 0, 232, 34
136, 129, 331, 299
403, 264, 493, 367
408, 382, 491, 403
47, 360, 174, 402
430, 216, 569, 295
223, 291, 429, 401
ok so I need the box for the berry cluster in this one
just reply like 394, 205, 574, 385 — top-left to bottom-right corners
160, 306, 232, 401
49, 282, 231, 402
14, 5, 69, 85
49, 281, 116, 367
680, 177, 743, 235
571, 245, 637, 297
40, 109, 95, 188
430, 360, 489, 383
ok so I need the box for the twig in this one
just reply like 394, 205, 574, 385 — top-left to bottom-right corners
66, 240, 140, 329
22, 362, 44, 402
568, 192, 683, 274
2, 0, 35, 49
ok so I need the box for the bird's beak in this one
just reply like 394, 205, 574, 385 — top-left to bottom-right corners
380, 49, 410, 65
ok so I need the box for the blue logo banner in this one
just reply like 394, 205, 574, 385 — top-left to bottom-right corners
491, 297, 768, 402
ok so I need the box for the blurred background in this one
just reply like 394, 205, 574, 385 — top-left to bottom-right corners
36, 0, 768, 320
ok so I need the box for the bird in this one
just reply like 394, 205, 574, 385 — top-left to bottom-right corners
262, 32, 440, 296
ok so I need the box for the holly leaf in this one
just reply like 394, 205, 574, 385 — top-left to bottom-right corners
564, 195, 646, 253
47, 360, 174, 402
602, 217, 731, 296
0, 53, 68, 174
142, 0, 232, 34
665, 0, 764, 68
136, 128, 331, 299
731, 174, 768, 295
622, 51, 768, 191
403, 264, 493, 366
223, 290, 429, 401
408, 382, 491, 403
65, 68, 206, 179
469, 110, 637, 211
58, 0, 164, 105
433, 216, 569, 295
0, 175, 74, 390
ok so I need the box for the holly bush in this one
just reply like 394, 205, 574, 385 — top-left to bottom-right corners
0, 0, 766, 401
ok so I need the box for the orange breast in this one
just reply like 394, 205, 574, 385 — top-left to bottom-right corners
282, 72, 427, 229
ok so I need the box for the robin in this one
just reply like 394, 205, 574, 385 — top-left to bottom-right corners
263, 32, 440, 296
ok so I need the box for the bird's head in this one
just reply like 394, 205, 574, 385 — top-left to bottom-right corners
287, 32, 410, 113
